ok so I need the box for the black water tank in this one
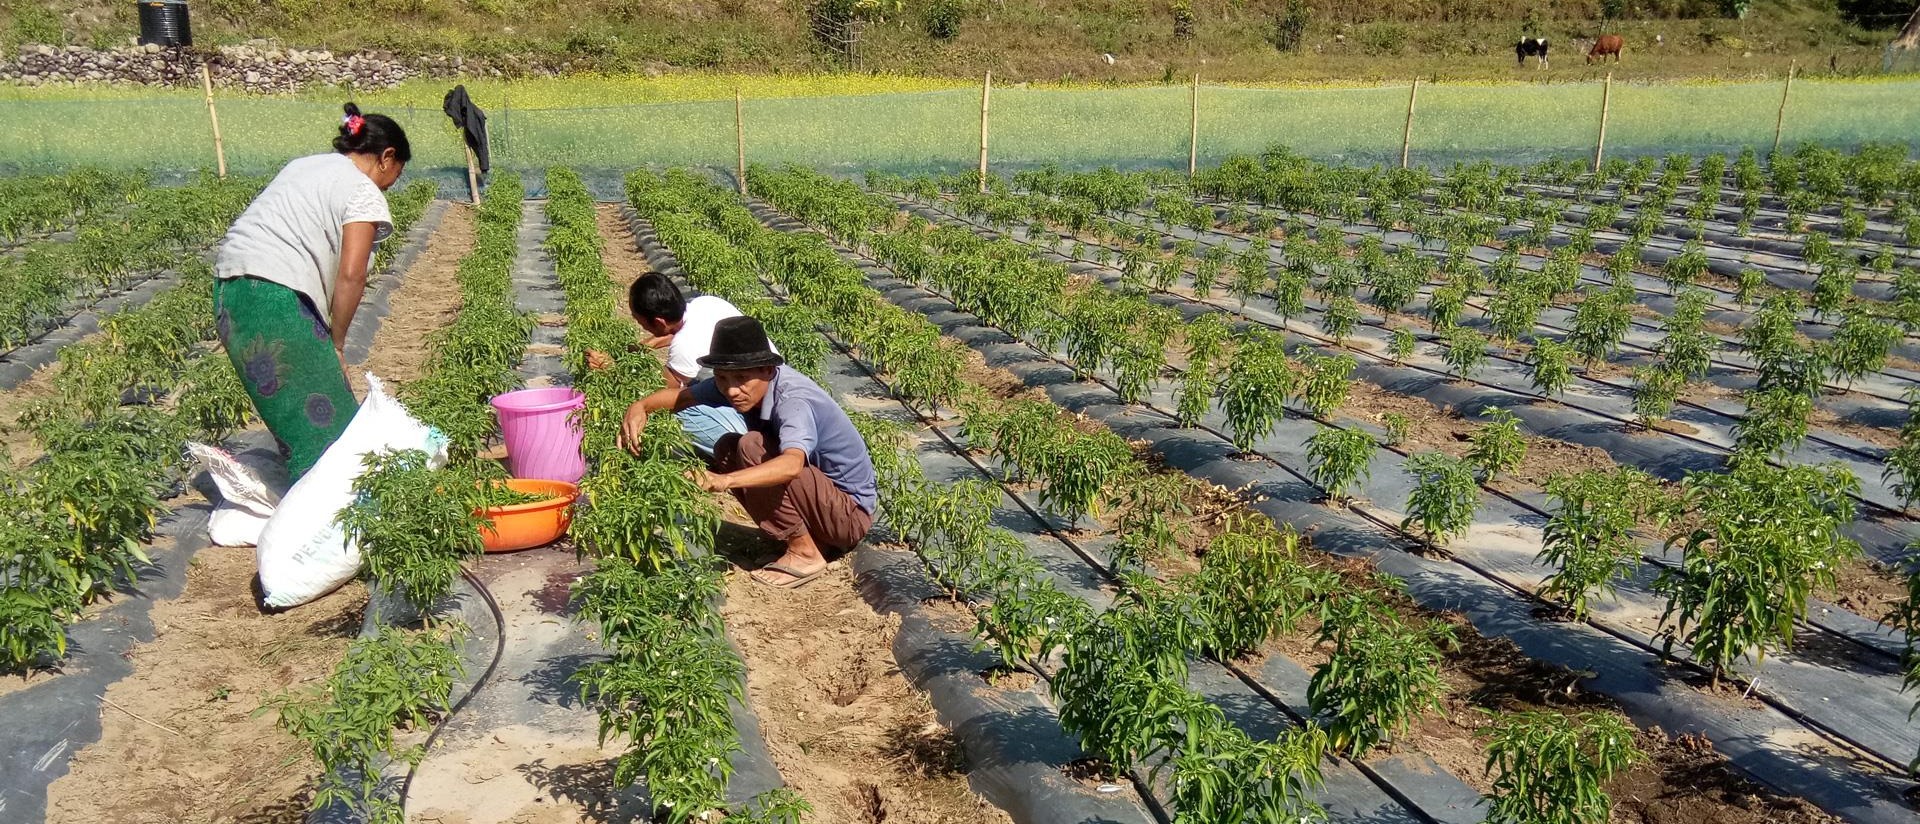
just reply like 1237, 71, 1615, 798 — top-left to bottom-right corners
136, 0, 192, 48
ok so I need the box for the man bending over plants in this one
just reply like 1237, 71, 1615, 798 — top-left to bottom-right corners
588, 273, 777, 456
619, 316, 875, 589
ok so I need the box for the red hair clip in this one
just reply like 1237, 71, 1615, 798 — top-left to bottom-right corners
343, 114, 365, 136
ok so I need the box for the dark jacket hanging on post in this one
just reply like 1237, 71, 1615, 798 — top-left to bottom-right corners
441, 85, 490, 173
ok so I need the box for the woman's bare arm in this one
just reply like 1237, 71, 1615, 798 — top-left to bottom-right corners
329, 222, 378, 352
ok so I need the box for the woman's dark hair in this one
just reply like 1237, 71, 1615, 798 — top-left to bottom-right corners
333, 102, 411, 163
629, 273, 687, 324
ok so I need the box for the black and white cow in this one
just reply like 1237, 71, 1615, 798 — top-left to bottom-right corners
1515, 37, 1550, 69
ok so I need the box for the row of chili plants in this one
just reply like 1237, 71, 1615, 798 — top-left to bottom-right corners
915, 171, 1920, 523
547, 167, 812, 824
770, 165, 1920, 787
890, 173, 1900, 689
0, 171, 257, 351
994, 157, 1916, 388
733, 165, 1659, 823
0, 166, 148, 247
0, 172, 286, 671
249, 177, 490, 824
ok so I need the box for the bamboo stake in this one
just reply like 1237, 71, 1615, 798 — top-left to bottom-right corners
1188, 73, 1200, 178
1593, 71, 1613, 174
100, 694, 183, 738
735, 89, 747, 196
463, 142, 481, 205
199, 63, 226, 179
978, 71, 992, 194
1772, 61, 1796, 157
1400, 79, 1419, 170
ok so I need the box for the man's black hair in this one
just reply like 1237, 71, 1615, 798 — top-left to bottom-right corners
628, 273, 687, 323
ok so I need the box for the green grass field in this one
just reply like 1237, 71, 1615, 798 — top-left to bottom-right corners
3, 75, 1915, 176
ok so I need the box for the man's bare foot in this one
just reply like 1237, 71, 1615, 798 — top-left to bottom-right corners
750, 551, 828, 588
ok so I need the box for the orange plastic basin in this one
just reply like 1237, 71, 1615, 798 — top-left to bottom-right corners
476, 479, 578, 553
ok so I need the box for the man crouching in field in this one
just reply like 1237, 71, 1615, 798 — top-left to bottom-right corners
618, 316, 876, 589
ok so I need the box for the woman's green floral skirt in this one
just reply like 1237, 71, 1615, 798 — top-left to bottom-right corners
213, 275, 359, 481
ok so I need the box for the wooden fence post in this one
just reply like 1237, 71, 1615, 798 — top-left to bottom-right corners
1188, 73, 1200, 178
1400, 79, 1419, 170
1593, 71, 1613, 174
735, 89, 747, 196
1772, 61, 1796, 157
199, 63, 227, 179
978, 71, 992, 194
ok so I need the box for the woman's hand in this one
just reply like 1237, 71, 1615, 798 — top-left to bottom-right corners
336, 346, 350, 376
618, 400, 649, 455
585, 349, 613, 371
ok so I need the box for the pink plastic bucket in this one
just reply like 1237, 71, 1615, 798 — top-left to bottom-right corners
490, 387, 587, 484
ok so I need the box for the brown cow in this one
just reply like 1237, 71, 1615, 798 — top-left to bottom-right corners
1588, 34, 1624, 64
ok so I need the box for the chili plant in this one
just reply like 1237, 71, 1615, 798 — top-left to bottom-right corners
1442, 327, 1488, 380
1308, 614, 1452, 755
1525, 337, 1572, 397
1480, 710, 1643, 824
1381, 412, 1410, 446
1307, 427, 1376, 505
1653, 460, 1861, 687
1732, 387, 1813, 459
1401, 452, 1480, 550
1219, 330, 1294, 453
339, 449, 489, 618
266, 624, 463, 824
1387, 326, 1416, 364
1295, 349, 1355, 418
1466, 408, 1528, 482
1537, 468, 1672, 620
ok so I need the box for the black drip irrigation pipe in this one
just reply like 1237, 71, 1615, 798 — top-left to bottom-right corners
766, 199, 1920, 787
909, 196, 1920, 527
394, 568, 509, 811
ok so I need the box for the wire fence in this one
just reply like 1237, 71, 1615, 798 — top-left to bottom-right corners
4, 78, 1916, 180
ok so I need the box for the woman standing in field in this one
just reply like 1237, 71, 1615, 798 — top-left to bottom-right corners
212, 103, 410, 480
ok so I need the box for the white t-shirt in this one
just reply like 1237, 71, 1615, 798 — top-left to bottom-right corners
668, 295, 780, 382
214, 153, 393, 321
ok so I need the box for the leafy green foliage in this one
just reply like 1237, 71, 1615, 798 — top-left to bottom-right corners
1309, 613, 1452, 754
1381, 412, 1410, 446
1566, 292, 1631, 365
1307, 427, 1375, 504
1480, 710, 1644, 824
1525, 337, 1572, 397
1219, 330, 1294, 453
338, 449, 488, 617
1465, 408, 1527, 481
1442, 327, 1487, 380
1538, 469, 1672, 620
1732, 387, 1812, 459
1654, 460, 1861, 684
1387, 326, 1416, 363
266, 625, 464, 824
1401, 452, 1480, 549
1630, 366, 1683, 429
1294, 349, 1355, 418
